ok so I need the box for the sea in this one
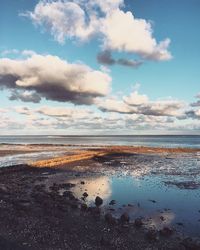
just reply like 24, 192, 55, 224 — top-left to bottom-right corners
0, 135, 200, 148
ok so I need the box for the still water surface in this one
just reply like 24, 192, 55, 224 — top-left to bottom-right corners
0, 135, 200, 148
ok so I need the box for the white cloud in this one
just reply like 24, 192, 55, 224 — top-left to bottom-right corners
24, 0, 172, 61
97, 91, 185, 117
101, 9, 172, 61
36, 106, 93, 119
0, 53, 111, 105
13, 106, 34, 115
4, 102, 199, 133
123, 91, 149, 106
96, 96, 136, 114
25, 0, 99, 44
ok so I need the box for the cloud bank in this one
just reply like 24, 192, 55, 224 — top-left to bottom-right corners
97, 91, 185, 117
24, 0, 172, 61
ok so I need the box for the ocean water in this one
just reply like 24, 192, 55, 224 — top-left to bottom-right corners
0, 135, 200, 148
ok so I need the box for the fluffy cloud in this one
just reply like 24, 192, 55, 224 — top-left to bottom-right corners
123, 91, 149, 106
97, 91, 185, 117
101, 9, 172, 61
0, 53, 111, 105
24, 0, 172, 61
96, 96, 135, 114
97, 50, 143, 68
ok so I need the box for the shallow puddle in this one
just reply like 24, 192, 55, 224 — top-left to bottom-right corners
66, 174, 200, 236
47, 152, 200, 237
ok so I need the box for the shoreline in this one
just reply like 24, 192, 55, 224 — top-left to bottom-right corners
0, 146, 200, 249
0, 163, 198, 250
0, 144, 200, 158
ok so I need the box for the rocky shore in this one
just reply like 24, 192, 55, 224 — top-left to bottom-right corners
0, 151, 200, 250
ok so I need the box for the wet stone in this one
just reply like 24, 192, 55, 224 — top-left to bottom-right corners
58, 183, 76, 189
160, 216, 165, 221
105, 213, 116, 225
82, 192, 88, 197
120, 212, 129, 224
95, 196, 103, 207
149, 199, 156, 203
109, 200, 116, 205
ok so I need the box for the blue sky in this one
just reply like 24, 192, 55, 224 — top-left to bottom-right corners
0, 0, 200, 134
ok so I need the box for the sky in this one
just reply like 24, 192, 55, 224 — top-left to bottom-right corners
0, 0, 200, 135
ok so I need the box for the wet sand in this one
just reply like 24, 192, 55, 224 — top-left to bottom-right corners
0, 145, 200, 249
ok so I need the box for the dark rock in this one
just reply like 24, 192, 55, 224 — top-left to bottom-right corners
95, 196, 103, 207
59, 183, 76, 189
105, 213, 116, 225
120, 212, 129, 224
82, 192, 88, 197
149, 199, 156, 203
80, 181, 85, 185
134, 218, 143, 228
109, 200, 116, 205
160, 216, 165, 221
